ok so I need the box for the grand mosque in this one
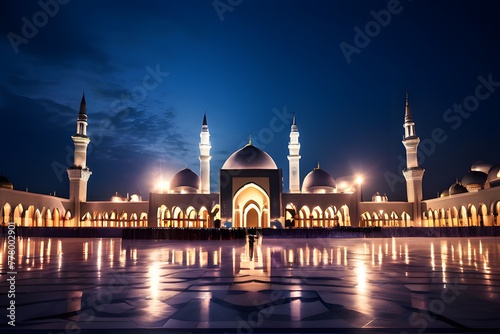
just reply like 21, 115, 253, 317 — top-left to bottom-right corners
1, 94, 500, 229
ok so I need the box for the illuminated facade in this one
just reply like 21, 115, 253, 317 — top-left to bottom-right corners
1, 94, 500, 229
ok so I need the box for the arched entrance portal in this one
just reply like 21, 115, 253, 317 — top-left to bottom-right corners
246, 205, 259, 228
233, 183, 270, 228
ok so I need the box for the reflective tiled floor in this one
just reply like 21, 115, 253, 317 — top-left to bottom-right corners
1, 236, 500, 333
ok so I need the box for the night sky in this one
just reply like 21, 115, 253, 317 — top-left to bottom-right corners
1, 0, 500, 201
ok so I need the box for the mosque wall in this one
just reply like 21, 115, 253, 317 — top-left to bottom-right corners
79, 201, 149, 227
0, 188, 72, 226
149, 192, 219, 228
282, 192, 357, 227
422, 186, 500, 227
358, 201, 413, 227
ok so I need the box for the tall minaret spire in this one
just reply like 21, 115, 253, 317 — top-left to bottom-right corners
402, 92, 424, 226
403, 91, 416, 139
288, 113, 301, 193
67, 93, 92, 225
199, 113, 211, 194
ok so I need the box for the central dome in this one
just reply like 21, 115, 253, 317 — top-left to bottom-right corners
222, 144, 277, 170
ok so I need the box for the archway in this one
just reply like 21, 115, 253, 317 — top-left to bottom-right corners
14, 204, 23, 226
492, 201, 500, 226
340, 205, 350, 226
245, 204, 260, 228
198, 207, 209, 228
25, 205, 35, 227
172, 206, 183, 227
478, 203, 488, 226
451, 207, 459, 227
469, 205, 478, 226
325, 206, 336, 227
109, 210, 117, 227
186, 206, 197, 228
139, 212, 148, 227
299, 206, 310, 228
232, 183, 270, 228
361, 211, 372, 227
460, 206, 468, 226
2, 203, 11, 225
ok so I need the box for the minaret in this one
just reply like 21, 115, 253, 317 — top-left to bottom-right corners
67, 94, 92, 224
402, 93, 424, 226
199, 113, 211, 194
287, 114, 301, 193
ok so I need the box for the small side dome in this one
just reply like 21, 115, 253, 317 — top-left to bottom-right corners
372, 192, 388, 202
440, 189, 449, 197
129, 194, 142, 202
487, 164, 500, 188
0, 175, 13, 190
111, 192, 126, 202
449, 181, 468, 195
301, 165, 336, 193
170, 168, 200, 193
471, 161, 493, 175
461, 171, 487, 192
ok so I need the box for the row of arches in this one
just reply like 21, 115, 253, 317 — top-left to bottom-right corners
285, 204, 351, 227
2, 203, 71, 227
81, 211, 148, 227
1, 203, 150, 228
157, 205, 219, 228
360, 211, 412, 227
423, 202, 500, 227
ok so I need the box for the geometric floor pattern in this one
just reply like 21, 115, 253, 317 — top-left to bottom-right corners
1, 236, 500, 333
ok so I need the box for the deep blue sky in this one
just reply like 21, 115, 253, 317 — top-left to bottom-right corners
1, 0, 500, 201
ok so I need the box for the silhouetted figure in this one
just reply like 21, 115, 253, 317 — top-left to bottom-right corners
248, 234, 255, 260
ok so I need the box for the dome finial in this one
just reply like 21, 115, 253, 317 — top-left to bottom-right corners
202, 113, 207, 126
404, 91, 413, 123
248, 134, 252, 146
79, 92, 87, 115
316, 161, 320, 170
292, 113, 296, 125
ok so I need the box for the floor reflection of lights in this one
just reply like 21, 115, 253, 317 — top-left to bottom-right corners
1, 237, 500, 330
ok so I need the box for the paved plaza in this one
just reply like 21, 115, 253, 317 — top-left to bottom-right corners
1, 236, 500, 333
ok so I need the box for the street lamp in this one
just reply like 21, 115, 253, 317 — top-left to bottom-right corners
356, 175, 364, 202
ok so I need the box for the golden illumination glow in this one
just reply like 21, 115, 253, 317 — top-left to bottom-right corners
148, 261, 160, 299
356, 175, 364, 184
391, 237, 397, 260
46, 239, 52, 263
83, 242, 89, 261
39, 240, 44, 269
441, 240, 448, 283
199, 249, 207, 267
97, 239, 102, 275
430, 243, 435, 271
404, 243, 409, 264
156, 179, 169, 194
